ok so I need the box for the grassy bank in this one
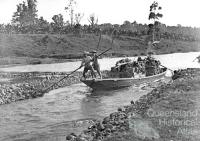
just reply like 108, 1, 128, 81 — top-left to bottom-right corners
0, 33, 200, 66
66, 68, 200, 141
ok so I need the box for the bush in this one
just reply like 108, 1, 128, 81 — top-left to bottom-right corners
140, 52, 145, 56
29, 59, 42, 64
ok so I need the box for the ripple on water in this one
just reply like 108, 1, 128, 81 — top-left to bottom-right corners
0, 82, 157, 141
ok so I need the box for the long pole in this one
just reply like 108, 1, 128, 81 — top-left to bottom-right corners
192, 58, 197, 62
96, 47, 112, 57
38, 47, 112, 95
96, 32, 102, 50
42, 67, 81, 93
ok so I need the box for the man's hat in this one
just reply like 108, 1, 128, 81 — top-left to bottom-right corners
90, 50, 97, 53
137, 56, 142, 61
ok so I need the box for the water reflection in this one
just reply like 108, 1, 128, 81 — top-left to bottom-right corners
80, 86, 150, 119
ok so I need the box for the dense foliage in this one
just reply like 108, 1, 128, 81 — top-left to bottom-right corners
0, 0, 199, 42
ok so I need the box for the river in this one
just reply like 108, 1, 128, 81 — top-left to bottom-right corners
0, 52, 200, 72
0, 83, 152, 141
0, 52, 200, 141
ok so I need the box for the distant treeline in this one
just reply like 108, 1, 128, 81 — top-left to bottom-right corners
1, 21, 200, 42
0, 0, 199, 42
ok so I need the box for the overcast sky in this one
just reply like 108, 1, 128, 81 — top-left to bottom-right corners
0, 0, 200, 27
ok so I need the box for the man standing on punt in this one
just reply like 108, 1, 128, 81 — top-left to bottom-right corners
80, 51, 96, 79
90, 50, 102, 79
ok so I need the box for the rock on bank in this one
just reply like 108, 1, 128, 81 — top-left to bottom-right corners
0, 71, 82, 105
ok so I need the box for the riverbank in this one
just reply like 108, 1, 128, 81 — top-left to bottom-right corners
0, 56, 80, 68
66, 68, 200, 141
0, 34, 200, 66
0, 71, 82, 105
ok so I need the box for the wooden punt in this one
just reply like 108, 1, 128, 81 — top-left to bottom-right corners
81, 69, 171, 91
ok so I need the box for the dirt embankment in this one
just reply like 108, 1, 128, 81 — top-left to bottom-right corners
0, 33, 200, 66
65, 68, 200, 141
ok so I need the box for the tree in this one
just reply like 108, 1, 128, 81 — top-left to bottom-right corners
51, 14, 64, 33
27, 0, 38, 24
73, 13, 84, 36
121, 20, 132, 29
88, 13, 98, 29
12, 0, 38, 33
65, 0, 76, 26
75, 13, 84, 25
37, 16, 50, 33
123, 20, 131, 26
148, 1, 163, 42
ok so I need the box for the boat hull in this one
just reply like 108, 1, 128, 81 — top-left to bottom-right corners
81, 70, 169, 91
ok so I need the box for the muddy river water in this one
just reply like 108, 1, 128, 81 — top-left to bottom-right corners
0, 52, 200, 141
